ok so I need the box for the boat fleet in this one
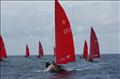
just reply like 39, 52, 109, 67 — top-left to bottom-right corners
0, 0, 100, 70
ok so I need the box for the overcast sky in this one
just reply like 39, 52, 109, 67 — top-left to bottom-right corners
1, 1, 119, 55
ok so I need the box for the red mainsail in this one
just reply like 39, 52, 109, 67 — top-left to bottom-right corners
90, 27, 100, 59
0, 35, 7, 58
38, 41, 44, 58
25, 44, 30, 58
55, 0, 75, 64
83, 40, 88, 60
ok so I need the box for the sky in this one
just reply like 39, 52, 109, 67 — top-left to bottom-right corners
1, 1, 119, 55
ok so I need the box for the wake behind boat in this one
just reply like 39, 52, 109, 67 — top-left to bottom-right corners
44, 65, 91, 73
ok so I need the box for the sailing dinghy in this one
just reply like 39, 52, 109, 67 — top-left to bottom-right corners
25, 44, 30, 58
0, 35, 7, 61
83, 40, 88, 61
37, 41, 44, 58
55, 0, 75, 65
89, 27, 100, 61
45, 0, 75, 73
45, 0, 76, 73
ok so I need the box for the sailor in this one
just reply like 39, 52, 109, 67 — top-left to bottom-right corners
45, 60, 51, 68
44, 61, 55, 72
52, 61, 66, 72
51, 61, 58, 72
44, 61, 65, 73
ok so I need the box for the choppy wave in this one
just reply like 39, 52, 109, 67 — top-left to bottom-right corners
1, 54, 120, 79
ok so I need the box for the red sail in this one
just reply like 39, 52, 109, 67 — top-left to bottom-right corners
90, 27, 100, 59
25, 44, 30, 57
0, 35, 7, 58
55, 0, 75, 64
83, 40, 88, 60
38, 41, 44, 58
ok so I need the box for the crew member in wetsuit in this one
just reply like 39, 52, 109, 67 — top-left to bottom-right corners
52, 61, 65, 72
45, 61, 51, 68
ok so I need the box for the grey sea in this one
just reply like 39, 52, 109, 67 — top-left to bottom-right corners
1, 54, 120, 79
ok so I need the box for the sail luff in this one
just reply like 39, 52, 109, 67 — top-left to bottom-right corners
55, 0, 75, 64
90, 27, 100, 59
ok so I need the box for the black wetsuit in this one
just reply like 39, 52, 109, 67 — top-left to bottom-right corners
45, 62, 50, 68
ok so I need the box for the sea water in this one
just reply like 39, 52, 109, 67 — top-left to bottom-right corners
1, 54, 120, 79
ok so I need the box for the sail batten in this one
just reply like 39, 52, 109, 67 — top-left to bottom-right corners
55, 0, 75, 64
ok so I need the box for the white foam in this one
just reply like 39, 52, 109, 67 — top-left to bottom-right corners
35, 67, 91, 73
36, 70, 44, 72
65, 67, 91, 71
